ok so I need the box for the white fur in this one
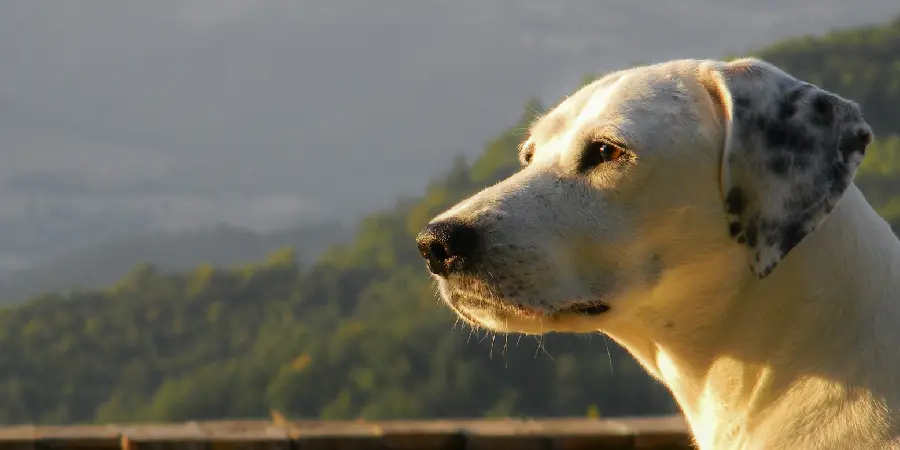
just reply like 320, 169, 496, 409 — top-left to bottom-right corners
425, 59, 900, 449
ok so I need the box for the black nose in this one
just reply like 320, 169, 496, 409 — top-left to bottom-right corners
415, 221, 480, 276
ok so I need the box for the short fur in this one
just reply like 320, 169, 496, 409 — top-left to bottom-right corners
417, 58, 900, 449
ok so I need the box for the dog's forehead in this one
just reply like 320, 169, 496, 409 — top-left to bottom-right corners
529, 61, 708, 152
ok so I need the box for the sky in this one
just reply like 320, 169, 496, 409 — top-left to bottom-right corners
0, 0, 896, 269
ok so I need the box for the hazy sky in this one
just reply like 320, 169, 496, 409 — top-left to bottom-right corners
0, 0, 896, 267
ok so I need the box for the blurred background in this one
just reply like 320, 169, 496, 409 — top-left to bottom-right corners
1, 0, 899, 425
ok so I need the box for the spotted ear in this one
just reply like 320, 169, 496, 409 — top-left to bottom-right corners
702, 58, 873, 279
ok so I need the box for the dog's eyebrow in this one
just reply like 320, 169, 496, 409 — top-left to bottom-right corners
587, 124, 631, 149
528, 114, 568, 144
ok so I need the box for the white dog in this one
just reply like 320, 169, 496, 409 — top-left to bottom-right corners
416, 58, 900, 449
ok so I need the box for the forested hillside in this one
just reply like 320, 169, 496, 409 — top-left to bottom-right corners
1, 17, 899, 425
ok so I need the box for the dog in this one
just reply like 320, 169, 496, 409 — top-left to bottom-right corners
415, 58, 900, 449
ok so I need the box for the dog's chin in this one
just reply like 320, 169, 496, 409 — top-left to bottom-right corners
440, 284, 610, 335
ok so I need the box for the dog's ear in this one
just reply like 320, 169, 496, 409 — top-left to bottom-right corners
700, 58, 873, 279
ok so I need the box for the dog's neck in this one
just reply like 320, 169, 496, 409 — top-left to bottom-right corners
607, 184, 900, 449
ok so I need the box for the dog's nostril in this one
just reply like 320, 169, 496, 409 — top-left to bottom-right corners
428, 242, 448, 262
415, 221, 481, 276
445, 224, 478, 258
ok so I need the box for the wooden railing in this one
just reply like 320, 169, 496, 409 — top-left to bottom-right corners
0, 416, 693, 449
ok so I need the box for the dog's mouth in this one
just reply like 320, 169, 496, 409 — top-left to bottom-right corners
437, 276, 612, 334
560, 302, 611, 315
504, 300, 613, 318
441, 285, 612, 334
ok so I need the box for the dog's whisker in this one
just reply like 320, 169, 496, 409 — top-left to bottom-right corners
603, 333, 614, 375
503, 332, 509, 368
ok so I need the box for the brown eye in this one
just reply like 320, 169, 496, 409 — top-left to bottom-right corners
577, 141, 625, 172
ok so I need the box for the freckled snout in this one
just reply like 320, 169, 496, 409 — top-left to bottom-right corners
415, 221, 480, 277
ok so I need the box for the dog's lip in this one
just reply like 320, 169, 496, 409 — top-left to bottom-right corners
559, 302, 611, 315
476, 302, 611, 318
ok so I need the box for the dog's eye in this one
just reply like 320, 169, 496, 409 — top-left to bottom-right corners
577, 141, 625, 172
523, 151, 533, 164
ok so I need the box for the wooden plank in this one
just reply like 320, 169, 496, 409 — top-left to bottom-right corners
288, 421, 383, 450
458, 418, 551, 450
619, 417, 693, 450
537, 419, 635, 450
120, 421, 292, 450
464, 435, 551, 450
0, 424, 121, 450
0, 425, 36, 449
0, 416, 692, 449
378, 420, 464, 450
550, 434, 636, 450
293, 436, 385, 450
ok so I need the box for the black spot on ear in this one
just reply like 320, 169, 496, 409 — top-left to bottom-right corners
765, 121, 789, 148
779, 102, 796, 120
810, 95, 834, 127
729, 222, 742, 237
786, 190, 812, 212
745, 217, 759, 247
768, 121, 816, 153
778, 221, 806, 255
838, 129, 872, 158
778, 84, 813, 120
725, 188, 746, 215
768, 155, 790, 176
750, 115, 767, 135
732, 96, 753, 121
825, 163, 850, 196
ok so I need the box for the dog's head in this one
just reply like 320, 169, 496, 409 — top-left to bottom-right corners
416, 58, 873, 334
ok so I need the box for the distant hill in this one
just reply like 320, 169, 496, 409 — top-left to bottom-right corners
0, 221, 350, 303
0, 17, 899, 425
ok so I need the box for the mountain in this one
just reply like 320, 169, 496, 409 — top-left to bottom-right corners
0, 15, 900, 425
0, 221, 350, 303
0, 1, 898, 270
